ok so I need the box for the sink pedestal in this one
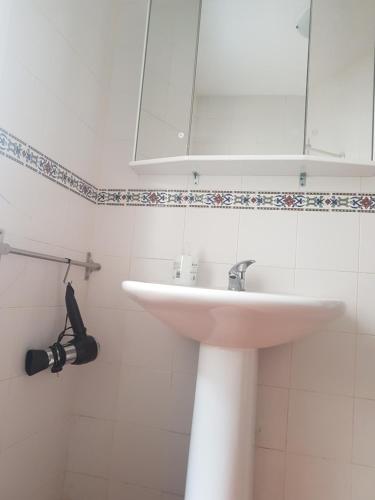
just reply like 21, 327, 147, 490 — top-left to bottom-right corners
185, 345, 258, 500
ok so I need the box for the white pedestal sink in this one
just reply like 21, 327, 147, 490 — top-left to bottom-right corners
122, 281, 344, 500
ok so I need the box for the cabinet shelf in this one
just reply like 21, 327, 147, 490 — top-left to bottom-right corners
130, 155, 375, 177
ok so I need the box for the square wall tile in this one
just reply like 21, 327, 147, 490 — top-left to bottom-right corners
130, 258, 174, 285
246, 266, 295, 294
352, 465, 375, 500
359, 214, 375, 273
290, 332, 355, 396
73, 361, 121, 420
87, 254, 132, 310
67, 417, 114, 478
85, 307, 125, 365
296, 212, 359, 272
357, 274, 375, 335
238, 211, 297, 268
123, 311, 176, 371
295, 270, 357, 333
256, 386, 289, 451
258, 343, 291, 388
132, 207, 185, 260
355, 335, 375, 399
196, 262, 232, 289
63, 472, 108, 500
184, 208, 239, 263
110, 422, 189, 495
285, 454, 351, 500
92, 206, 134, 258
353, 398, 375, 467
116, 365, 171, 427
254, 448, 285, 500
287, 390, 353, 461
107, 481, 161, 500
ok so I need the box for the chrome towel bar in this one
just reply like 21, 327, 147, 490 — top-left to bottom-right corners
0, 230, 101, 280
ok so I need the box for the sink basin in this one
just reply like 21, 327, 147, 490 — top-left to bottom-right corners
122, 281, 344, 349
122, 280, 344, 500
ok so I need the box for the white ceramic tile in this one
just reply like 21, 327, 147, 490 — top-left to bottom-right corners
123, 311, 176, 371
291, 332, 355, 395
296, 212, 359, 272
256, 386, 289, 451
353, 398, 375, 467
357, 274, 375, 335
195, 262, 231, 289
2, 373, 70, 448
130, 258, 175, 285
107, 481, 161, 500
254, 448, 285, 500
238, 211, 297, 268
0, 419, 69, 500
360, 177, 375, 193
258, 343, 291, 388
183, 207, 239, 263
246, 266, 295, 294
355, 335, 375, 399
242, 176, 298, 191
166, 371, 196, 434
92, 206, 135, 258
116, 365, 195, 435
110, 423, 189, 494
294, 269, 358, 333
63, 472, 108, 500
287, 390, 353, 460
352, 464, 375, 500
117, 365, 171, 427
132, 207, 185, 260
137, 175, 188, 190
87, 254, 132, 310
85, 307, 125, 364
285, 454, 351, 500
302, 176, 360, 193
186, 175, 243, 190
67, 416, 114, 478
0, 307, 60, 380
172, 334, 199, 374
359, 215, 375, 273
73, 361, 121, 420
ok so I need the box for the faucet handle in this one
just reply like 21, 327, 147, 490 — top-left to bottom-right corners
229, 259, 256, 277
228, 260, 256, 291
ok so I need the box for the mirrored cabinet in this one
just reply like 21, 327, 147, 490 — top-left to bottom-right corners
132, 0, 375, 176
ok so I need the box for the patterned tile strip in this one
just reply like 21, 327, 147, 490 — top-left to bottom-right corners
2, 126, 375, 212
0, 127, 98, 204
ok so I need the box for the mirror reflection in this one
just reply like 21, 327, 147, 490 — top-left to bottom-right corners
190, 0, 310, 155
135, 0, 375, 165
306, 0, 375, 162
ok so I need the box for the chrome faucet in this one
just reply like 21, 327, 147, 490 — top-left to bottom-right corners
228, 260, 256, 291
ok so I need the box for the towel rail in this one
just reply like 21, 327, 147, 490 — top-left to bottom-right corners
0, 230, 101, 280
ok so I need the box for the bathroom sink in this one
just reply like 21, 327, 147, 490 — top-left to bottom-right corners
122, 280, 344, 500
122, 281, 344, 349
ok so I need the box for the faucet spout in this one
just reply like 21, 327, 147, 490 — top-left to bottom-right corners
228, 260, 256, 291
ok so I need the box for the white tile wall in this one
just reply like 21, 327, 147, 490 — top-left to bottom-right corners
2, 1, 372, 500
0, 1, 115, 499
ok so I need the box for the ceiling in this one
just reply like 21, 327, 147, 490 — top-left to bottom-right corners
195, 0, 310, 96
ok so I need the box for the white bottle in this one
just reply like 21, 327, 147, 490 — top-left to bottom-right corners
172, 254, 198, 286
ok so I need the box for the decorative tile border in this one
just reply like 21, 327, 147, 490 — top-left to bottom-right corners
99, 189, 375, 213
0, 127, 97, 203
2, 126, 375, 213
